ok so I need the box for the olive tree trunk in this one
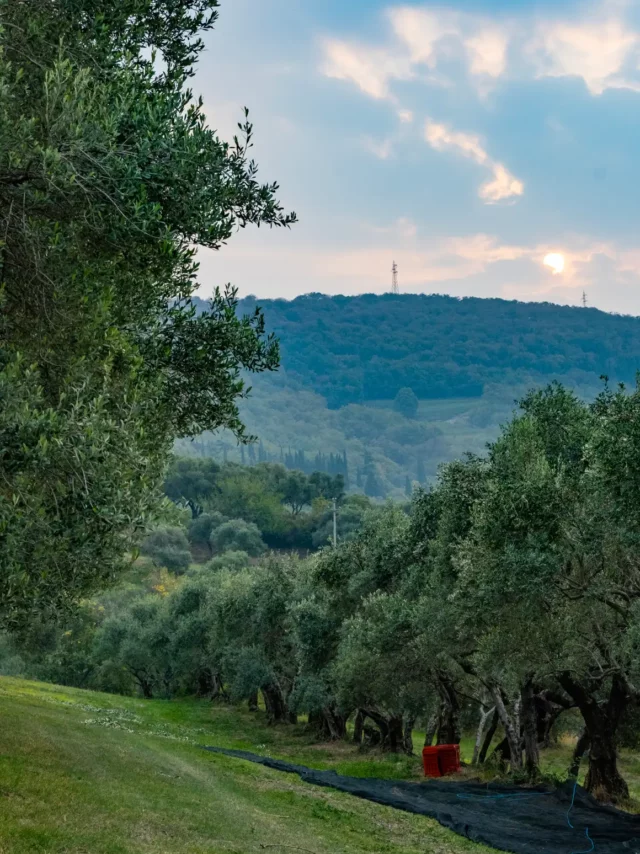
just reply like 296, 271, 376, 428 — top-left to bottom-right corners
436, 677, 461, 745
521, 677, 540, 779
558, 672, 629, 803
490, 683, 522, 771
472, 705, 496, 765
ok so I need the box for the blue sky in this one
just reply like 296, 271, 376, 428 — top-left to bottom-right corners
195, 0, 640, 314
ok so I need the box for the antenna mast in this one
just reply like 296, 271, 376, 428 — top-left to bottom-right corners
582, 291, 588, 308
391, 260, 399, 294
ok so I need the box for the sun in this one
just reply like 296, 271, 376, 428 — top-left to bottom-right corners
543, 253, 565, 275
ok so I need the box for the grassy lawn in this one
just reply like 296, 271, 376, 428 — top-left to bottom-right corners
0, 676, 491, 854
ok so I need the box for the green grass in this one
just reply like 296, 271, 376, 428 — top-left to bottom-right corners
0, 677, 490, 854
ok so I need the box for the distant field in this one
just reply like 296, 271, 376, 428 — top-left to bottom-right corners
369, 397, 488, 418
367, 396, 511, 466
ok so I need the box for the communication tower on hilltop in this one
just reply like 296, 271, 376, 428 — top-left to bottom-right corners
582, 291, 588, 308
391, 261, 399, 294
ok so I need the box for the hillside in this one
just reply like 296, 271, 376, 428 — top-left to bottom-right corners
0, 676, 486, 854
232, 293, 640, 406
184, 294, 640, 497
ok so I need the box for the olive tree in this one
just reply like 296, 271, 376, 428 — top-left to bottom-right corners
455, 384, 640, 800
0, 0, 294, 628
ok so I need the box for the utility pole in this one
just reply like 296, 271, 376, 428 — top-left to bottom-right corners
332, 498, 337, 548
391, 260, 399, 294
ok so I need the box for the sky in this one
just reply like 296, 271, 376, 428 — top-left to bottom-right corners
194, 0, 640, 314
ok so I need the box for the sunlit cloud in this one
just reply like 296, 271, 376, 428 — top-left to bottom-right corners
319, 6, 513, 105
480, 164, 524, 203
464, 27, 509, 78
388, 7, 460, 67
197, 228, 640, 314
320, 38, 412, 99
424, 120, 524, 203
367, 217, 419, 239
320, 2, 640, 103
425, 121, 488, 163
527, 16, 639, 95
543, 252, 566, 274
362, 136, 394, 160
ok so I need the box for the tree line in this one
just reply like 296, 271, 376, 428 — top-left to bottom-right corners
190, 292, 640, 408
163, 457, 357, 551
11, 382, 640, 805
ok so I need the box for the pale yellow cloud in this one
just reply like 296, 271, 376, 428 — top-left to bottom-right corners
320, 38, 412, 99
320, 6, 511, 103
320, 2, 640, 103
362, 136, 394, 159
367, 217, 418, 239
480, 164, 524, 203
425, 121, 489, 164
424, 120, 523, 203
196, 229, 636, 310
388, 7, 460, 66
528, 17, 638, 95
464, 28, 509, 78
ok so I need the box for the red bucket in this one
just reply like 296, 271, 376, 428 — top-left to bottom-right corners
422, 746, 441, 778
437, 743, 461, 775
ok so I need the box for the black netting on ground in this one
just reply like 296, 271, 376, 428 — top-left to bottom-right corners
202, 746, 640, 854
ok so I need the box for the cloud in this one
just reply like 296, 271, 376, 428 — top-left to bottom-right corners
196, 227, 640, 315
388, 7, 460, 67
319, 6, 512, 104
527, 15, 639, 95
480, 164, 524, 203
425, 121, 488, 163
320, 2, 640, 102
464, 28, 509, 78
362, 135, 394, 159
320, 38, 412, 99
397, 108, 413, 123
424, 120, 524, 203
367, 217, 418, 239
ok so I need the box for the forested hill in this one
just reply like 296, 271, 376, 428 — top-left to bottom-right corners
195, 293, 640, 407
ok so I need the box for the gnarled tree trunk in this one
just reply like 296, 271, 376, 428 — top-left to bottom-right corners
478, 708, 499, 764
472, 705, 496, 765
402, 714, 416, 756
521, 676, 539, 779
196, 668, 215, 699
424, 709, 440, 747
534, 690, 572, 747
261, 684, 289, 724
436, 676, 461, 745
559, 672, 629, 803
568, 728, 590, 779
363, 709, 404, 752
353, 709, 365, 745
490, 683, 522, 771
309, 706, 347, 740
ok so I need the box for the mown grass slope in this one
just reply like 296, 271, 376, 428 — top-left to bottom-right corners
0, 677, 489, 854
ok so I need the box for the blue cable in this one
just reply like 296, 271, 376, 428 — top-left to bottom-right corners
456, 778, 595, 853
571, 827, 595, 854
567, 779, 578, 828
